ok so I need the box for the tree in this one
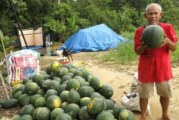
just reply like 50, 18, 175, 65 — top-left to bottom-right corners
43, 3, 79, 42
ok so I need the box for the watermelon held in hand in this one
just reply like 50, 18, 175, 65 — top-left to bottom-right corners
142, 25, 165, 48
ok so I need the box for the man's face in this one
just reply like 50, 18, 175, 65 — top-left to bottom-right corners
144, 6, 162, 25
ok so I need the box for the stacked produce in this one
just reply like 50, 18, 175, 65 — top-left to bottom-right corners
9, 61, 134, 120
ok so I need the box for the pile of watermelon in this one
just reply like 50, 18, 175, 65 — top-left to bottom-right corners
10, 61, 135, 120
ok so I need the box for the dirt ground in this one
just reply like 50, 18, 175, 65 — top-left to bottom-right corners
0, 52, 179, 120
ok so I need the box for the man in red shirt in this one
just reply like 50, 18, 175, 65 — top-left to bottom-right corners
134, 3, 178, 120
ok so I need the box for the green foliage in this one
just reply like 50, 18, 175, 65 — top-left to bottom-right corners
100, 41, 138, 65
171, 30, 179, 65
120, 31, 135, 40
117, 5, 137, 32
0, 31, 17, 58
162, 7, 179, 29
44, 18, 66, 34
171, 42, 179, 64
43, 3, 79, 42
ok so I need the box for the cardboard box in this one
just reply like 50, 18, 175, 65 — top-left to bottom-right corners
18, 27, 43, 47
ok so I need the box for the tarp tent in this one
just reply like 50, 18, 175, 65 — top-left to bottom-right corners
59, 24, 126, 53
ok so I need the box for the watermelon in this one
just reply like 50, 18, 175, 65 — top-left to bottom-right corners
53, 77, 62, 84
30, 94, 42, 105
50, 108, 64, 120
46, 95, 61, 109
60, 102, 68, 110
19, 94, 31, 106
12, 84, 25, 96
66, 89, 81, 104
20, 115, 33, 120
22, 77, 30, 84
78, 86, 94, 97
74, 69, 83, 77
44, 89, 58, 99
118, 109, 135, 120
51, 61, 62, 71
80, 97, 91, 107
104, 99, 115, 110
59, 90, 69, 102
99, 84, 114, 99
37, 89, 45, 96
58, 84, 67, 94
87, 98, 106, 115
32, 74, 45, 86
0, 99, 18, 109
61, 75, 72, 84
96, 111, 115, 120
34, 96, 46, 107
41, 79, 52, 91
66, 79, 80, 90
24, 82, 39, 95
64, 103, 80, 119
19, 104, 35, 115
90, 92, 105, 99
142, 25, 164, 48
55, 67, 69, 78
46, 65, 52, 74
50, 80, 60, 90
63, 63, 74, 69
13, 91, 23, 100
78, 106, 92, 120
55, 113, 72, 120
33, 107, 50, 120
89, 76, 101, 91
113, 105, 126, 118
74, 76, 87, 86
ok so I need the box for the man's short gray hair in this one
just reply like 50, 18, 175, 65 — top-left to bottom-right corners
146, 3, 162, 12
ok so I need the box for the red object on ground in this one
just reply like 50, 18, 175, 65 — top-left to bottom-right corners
59, 61, 70, 65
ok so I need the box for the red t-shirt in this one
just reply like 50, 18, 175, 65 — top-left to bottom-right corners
134, 22, 178, 83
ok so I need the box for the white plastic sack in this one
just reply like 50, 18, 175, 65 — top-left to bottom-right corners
121, 92, 150, 113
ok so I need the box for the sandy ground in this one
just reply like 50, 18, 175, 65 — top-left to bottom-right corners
0, 52, 179, 120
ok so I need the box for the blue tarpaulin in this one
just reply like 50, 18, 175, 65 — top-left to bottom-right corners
59, 24, 126, 53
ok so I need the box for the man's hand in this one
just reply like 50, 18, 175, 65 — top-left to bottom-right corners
135, 41, 149, 55
140, 41, 149, 49
161, 37, 171, 46
161, 36, 177, 51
